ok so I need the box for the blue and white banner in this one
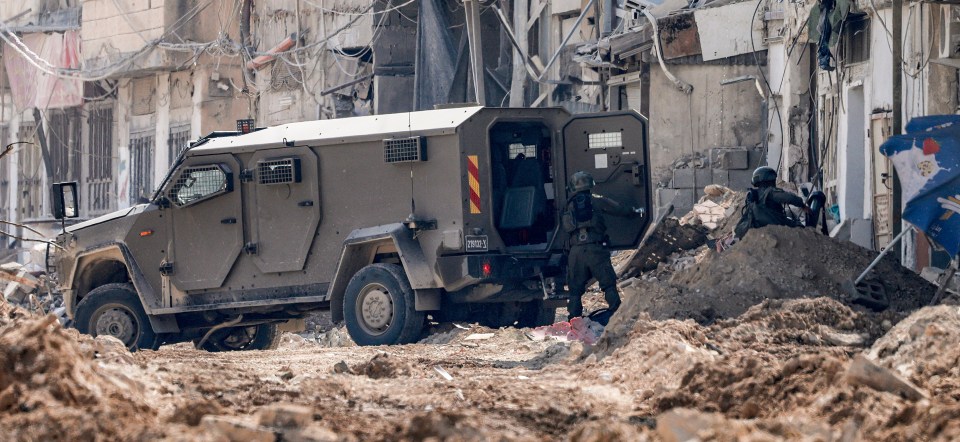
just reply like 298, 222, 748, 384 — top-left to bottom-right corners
880, 115, 960, 256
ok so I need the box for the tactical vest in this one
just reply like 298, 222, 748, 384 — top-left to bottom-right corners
734, 187, 798, 238
566, 193, 606, 246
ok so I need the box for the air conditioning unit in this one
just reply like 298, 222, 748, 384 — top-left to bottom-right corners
939, 5, 960, 59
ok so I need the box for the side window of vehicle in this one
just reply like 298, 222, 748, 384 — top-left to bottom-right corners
168, 164, 233, 207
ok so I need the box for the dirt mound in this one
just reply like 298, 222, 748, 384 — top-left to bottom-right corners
868, 305, 960, 399
624, 225, 934, 325
655, 352, 847, 418
0, 303, 155, 440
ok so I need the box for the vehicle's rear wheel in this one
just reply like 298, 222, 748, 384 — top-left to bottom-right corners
198, 324, 280, 352
74, 283, 158, 351
343, 264, 424, 346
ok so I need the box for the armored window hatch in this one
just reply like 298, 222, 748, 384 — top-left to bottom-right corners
169, 164, 232, 206
588, 132, 623, 149
383, 136, 427, 163
257, 157, 302, 185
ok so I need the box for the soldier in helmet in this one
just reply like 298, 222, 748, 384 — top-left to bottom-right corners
734, 166, 812, 239
562, 171, 642, 320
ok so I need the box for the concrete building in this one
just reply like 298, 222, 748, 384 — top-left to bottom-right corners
0, 0, 952, 274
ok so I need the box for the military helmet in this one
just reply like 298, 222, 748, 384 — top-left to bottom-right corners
570, 171, 595, 193
751, 166, 777, 187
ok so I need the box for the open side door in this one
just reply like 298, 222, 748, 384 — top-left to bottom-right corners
562, 111, 651, 250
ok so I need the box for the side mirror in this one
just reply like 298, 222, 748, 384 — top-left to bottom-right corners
53, 182, 79, 219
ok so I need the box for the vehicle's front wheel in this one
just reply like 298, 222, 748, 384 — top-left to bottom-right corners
343, 264, 424, 346
74, 283, 158, 351
198, 324, 280, 352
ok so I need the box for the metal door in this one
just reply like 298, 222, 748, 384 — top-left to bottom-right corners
166, 154, 244, 291
245, 146, 321, 273
562, 111, 651, 249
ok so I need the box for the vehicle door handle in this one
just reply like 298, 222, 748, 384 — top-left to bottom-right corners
631, 163, 644, 186
298, 200, 314, 207
221, 217, 237, 224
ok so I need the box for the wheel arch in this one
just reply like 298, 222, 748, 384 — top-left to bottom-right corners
67, 244, 179, 333
329, 223, 441, 323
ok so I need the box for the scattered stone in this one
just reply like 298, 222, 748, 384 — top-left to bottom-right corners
332, 361, 352, 375
257, 402, 314, 429
202, 415, 275, 442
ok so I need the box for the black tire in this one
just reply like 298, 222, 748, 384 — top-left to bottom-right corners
518, 301, 557, 328
198, 324, 280, 352
343, 263, 425, 346
74, 283, 158, 351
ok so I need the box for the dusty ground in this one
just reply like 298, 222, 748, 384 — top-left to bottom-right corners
3, 225, 960, 441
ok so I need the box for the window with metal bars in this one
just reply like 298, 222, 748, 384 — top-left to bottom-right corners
16, 123, 42, 220
383, 136, 427, 163
130, 130, 154, 204
168, 165, 230, 206
48, 108, 82, 183
87, 106, 114, 215
0, 125, 9, 222
168, 123, 191, 165
257, 158, 301, 185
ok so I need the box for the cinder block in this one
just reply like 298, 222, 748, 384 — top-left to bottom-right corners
729, 169, 754, 190
714, 148, 749, 170
674, 188, 696, 214
747, 148, 765, 169
656, 187, 679, 209
672, 169, 695, 189
694, 168, 712, 188
712, 169, 729, 186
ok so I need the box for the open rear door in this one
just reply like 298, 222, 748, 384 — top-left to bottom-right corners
562, 111, 651, 250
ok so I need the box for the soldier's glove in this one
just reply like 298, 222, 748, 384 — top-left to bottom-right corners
632, 207, 645, 217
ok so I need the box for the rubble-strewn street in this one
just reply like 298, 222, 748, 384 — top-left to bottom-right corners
4, 218, 959, 441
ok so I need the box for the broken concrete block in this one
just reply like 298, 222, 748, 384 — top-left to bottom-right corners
728, 169, 754, 190
3, 283, 27, 304
202, 415, 275, 442
694, 168, 712, 188
845, 354, 928, 401
671, 189, 696, 214
712, 169, 729, 187
332, 360, 352, 374
824, 332, 866, 347
657, 188, 680, 209
672, 169, 695, 189
257, 403, 314, 429
285, 424, 340, 442
712, 148, 749, 170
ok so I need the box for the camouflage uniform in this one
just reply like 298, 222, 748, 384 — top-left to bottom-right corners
562, 193, 635, 319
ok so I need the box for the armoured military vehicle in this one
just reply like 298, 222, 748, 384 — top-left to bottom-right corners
50, 106, 651, 350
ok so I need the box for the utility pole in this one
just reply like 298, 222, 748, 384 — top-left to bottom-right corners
464, 0, 486, 105
509, 0, 527, 107
891, 0, 904, 257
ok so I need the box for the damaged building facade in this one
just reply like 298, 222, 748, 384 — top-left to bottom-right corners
0, 0, 952, 273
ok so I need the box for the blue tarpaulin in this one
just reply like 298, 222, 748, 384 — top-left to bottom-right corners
880, 115, 960, 257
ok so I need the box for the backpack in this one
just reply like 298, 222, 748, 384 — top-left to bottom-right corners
570, 192, 594, 227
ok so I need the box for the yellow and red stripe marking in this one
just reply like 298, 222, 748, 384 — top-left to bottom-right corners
467, 155, 481, 214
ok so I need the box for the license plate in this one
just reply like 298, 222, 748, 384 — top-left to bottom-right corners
464, 235, 488, 252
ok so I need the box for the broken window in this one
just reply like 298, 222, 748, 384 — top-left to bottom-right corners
87, 106, 114, 216
840, 14, 870, 64
130, 130, 154, 204
168, 123, 191, 165
16, 122, 42, 220
169, 165, 230, 207
48, 108, 82, 182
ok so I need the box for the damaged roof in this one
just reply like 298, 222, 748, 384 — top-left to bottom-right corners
191, 106, 484, 154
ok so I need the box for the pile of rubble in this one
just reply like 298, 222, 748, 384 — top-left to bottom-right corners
0, 262, 67, 326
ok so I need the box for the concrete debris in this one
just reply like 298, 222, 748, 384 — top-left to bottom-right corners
464, 333, 495, 340
845, 354, 929, 401
202, 415, 275, 442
